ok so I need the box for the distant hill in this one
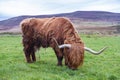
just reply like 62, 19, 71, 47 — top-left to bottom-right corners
0, 11, 120, 34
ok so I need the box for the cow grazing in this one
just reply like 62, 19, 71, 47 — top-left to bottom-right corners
20, 17, 107, 70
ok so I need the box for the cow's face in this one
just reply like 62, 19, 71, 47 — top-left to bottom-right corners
60, 43, 84, 70
66, 44, 84, 69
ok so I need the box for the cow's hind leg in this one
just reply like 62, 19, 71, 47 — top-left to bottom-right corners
24, 47, 32, 63
31, 49, 36, 62
23, 42, 36, 63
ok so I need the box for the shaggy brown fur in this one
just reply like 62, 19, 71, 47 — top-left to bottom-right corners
20, 17, 84, 69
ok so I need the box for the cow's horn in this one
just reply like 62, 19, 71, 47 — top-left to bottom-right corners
84, 47, 108, 55
59, 44, 71, 48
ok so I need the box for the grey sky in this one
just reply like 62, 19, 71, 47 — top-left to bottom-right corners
0, 0, 120, 20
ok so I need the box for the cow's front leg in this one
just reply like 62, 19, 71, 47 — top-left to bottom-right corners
65, 55, 68, 66
53, 48, 63, 66
50, 38, 63, 66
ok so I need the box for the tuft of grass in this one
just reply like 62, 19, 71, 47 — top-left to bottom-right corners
0, 35, 120, 80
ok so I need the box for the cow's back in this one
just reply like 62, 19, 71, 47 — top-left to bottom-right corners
26, 17, 82, 47
43, 17, 75, 44
38, 17, 71, 46
41, 17, 74, 37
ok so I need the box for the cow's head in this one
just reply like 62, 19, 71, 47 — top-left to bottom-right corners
60, 43, 84, 69
58, 43, 107, 70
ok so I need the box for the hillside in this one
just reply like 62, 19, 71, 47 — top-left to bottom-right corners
0, 11, 120, 34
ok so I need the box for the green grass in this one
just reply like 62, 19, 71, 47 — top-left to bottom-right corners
0, 34, 120, 80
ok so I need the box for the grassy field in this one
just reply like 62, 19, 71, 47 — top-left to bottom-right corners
0, 34, 120, 80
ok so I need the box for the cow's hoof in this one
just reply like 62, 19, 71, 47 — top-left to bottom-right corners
57, 63, 62, 66
69, 66, 77, 70
27, 61, 33, 63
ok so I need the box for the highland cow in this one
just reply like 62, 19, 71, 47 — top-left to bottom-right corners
20, 17, 107, 69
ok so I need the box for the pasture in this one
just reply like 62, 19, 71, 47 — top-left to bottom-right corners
0, 34, 120, 80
